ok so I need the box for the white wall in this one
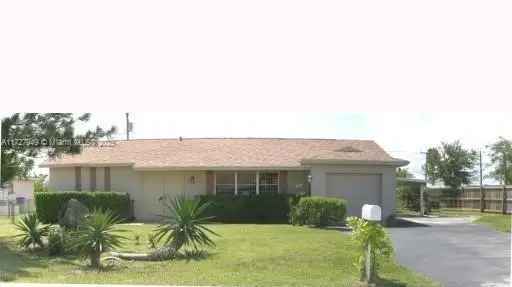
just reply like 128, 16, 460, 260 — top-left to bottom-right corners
310, 164, 396, 220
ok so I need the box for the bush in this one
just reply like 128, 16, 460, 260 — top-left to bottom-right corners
396, 182, 433, 212
59, 199, 90, 229
35, 192, 131, 224
346, 217, 393, 283
48, 226, 64, 256
14, 214, 49, 250
199, 193, 299, 223
73, 209, 126, 269
290, 196, 346, 227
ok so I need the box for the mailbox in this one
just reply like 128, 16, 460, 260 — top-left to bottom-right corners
362, 204, 381, 221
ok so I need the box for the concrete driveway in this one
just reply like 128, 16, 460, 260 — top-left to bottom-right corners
388, 217, 511, 287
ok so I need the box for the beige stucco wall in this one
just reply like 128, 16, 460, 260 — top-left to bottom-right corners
138, 171, 206, 221
309, 164, 396, 220
286, 171, 309, 194
49, 167, 75, 191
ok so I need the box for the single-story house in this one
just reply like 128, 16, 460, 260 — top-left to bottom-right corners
41, 138, 408, 221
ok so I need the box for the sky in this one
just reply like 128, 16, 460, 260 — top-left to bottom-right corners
39, 112, 510, 184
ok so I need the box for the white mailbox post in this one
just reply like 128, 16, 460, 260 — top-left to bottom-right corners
361, 204, 382, 283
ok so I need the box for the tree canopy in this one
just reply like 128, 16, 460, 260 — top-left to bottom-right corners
426, 140, 478, 190
487, 137, 512, 185
1, 113, 116, 185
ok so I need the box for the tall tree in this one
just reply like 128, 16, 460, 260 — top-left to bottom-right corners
426, 141, 478, 191
487, 137, 512, 185
1, 113, 116, 185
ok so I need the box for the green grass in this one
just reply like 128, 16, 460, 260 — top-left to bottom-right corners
396, 208, 511, 233
0, 217, 438, 287
474, 213, 511, 232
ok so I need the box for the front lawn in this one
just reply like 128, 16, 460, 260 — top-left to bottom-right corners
0, 217, 437, 287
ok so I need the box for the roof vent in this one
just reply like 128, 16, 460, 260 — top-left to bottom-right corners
335, 146, 362, 153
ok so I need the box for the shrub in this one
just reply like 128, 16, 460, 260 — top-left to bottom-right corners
48, 225, 64, 256
0, 271, 15, 282
290, 196, 346, 227
35, 192, 131, 224
147, 233, 158, 249
199, 193, 299, 223
14, 214, 49, 250
73, 209, 126, 269
155, 196, 218, 252
347, 217, 393, 283
59, 199, 90, 229
396, 182, 433, 212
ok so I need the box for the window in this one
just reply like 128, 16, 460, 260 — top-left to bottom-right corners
215, 172, 235, 195
237, 172, 256, 195
259, 172, 279, 193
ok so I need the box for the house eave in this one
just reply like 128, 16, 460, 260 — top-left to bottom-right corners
133, 166, 310, 171
40, 163, 134, 168
300, 159, 409, 167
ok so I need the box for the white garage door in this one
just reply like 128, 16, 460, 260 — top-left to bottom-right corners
326, 173, 381, 217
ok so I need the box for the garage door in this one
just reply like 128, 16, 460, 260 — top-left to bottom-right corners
326, 173, 381, 217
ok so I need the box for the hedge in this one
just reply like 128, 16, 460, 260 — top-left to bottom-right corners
199, 193, 300, 223
34, 191, 131, 224
290, 196, 347, 227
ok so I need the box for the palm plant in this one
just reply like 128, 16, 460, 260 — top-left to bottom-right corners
154, 196, 218, 253
73, 209, 126, 269
14, 214, 49, 250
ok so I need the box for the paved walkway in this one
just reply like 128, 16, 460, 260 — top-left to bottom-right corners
389, 217, 511, 287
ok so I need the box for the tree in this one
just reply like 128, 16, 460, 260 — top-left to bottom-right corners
396, 168, 413, 178
1, 113, 116, 185
487, 137, 512, 185
426, 141, 478, 191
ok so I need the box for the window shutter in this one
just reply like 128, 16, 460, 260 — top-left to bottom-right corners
104, 167, 111, 191
279, 171, 288, 193
206, 171, 214, 194
90, 167, 96, 191
75, 167, 82, 191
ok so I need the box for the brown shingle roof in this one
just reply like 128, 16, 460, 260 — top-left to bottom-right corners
41, 138, 408, 169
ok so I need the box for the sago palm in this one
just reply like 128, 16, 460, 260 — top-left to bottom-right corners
14, 213, 49, 250
154, 196, 218, 252
74, 209, 126, 269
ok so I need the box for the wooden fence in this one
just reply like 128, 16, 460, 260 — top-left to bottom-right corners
428, 185, 512, 214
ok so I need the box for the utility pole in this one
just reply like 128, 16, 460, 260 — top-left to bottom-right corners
420, 151, 427, 216
125, 113, 131, 140
502, 150, 508, 214
479, 150, 484, 212
504, 150, 509, 185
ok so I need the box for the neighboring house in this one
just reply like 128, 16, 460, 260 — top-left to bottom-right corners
0, 178, 36, 215
41, 138, 408, 221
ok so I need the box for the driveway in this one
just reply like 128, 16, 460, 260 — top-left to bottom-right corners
388, 217, 511, 287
